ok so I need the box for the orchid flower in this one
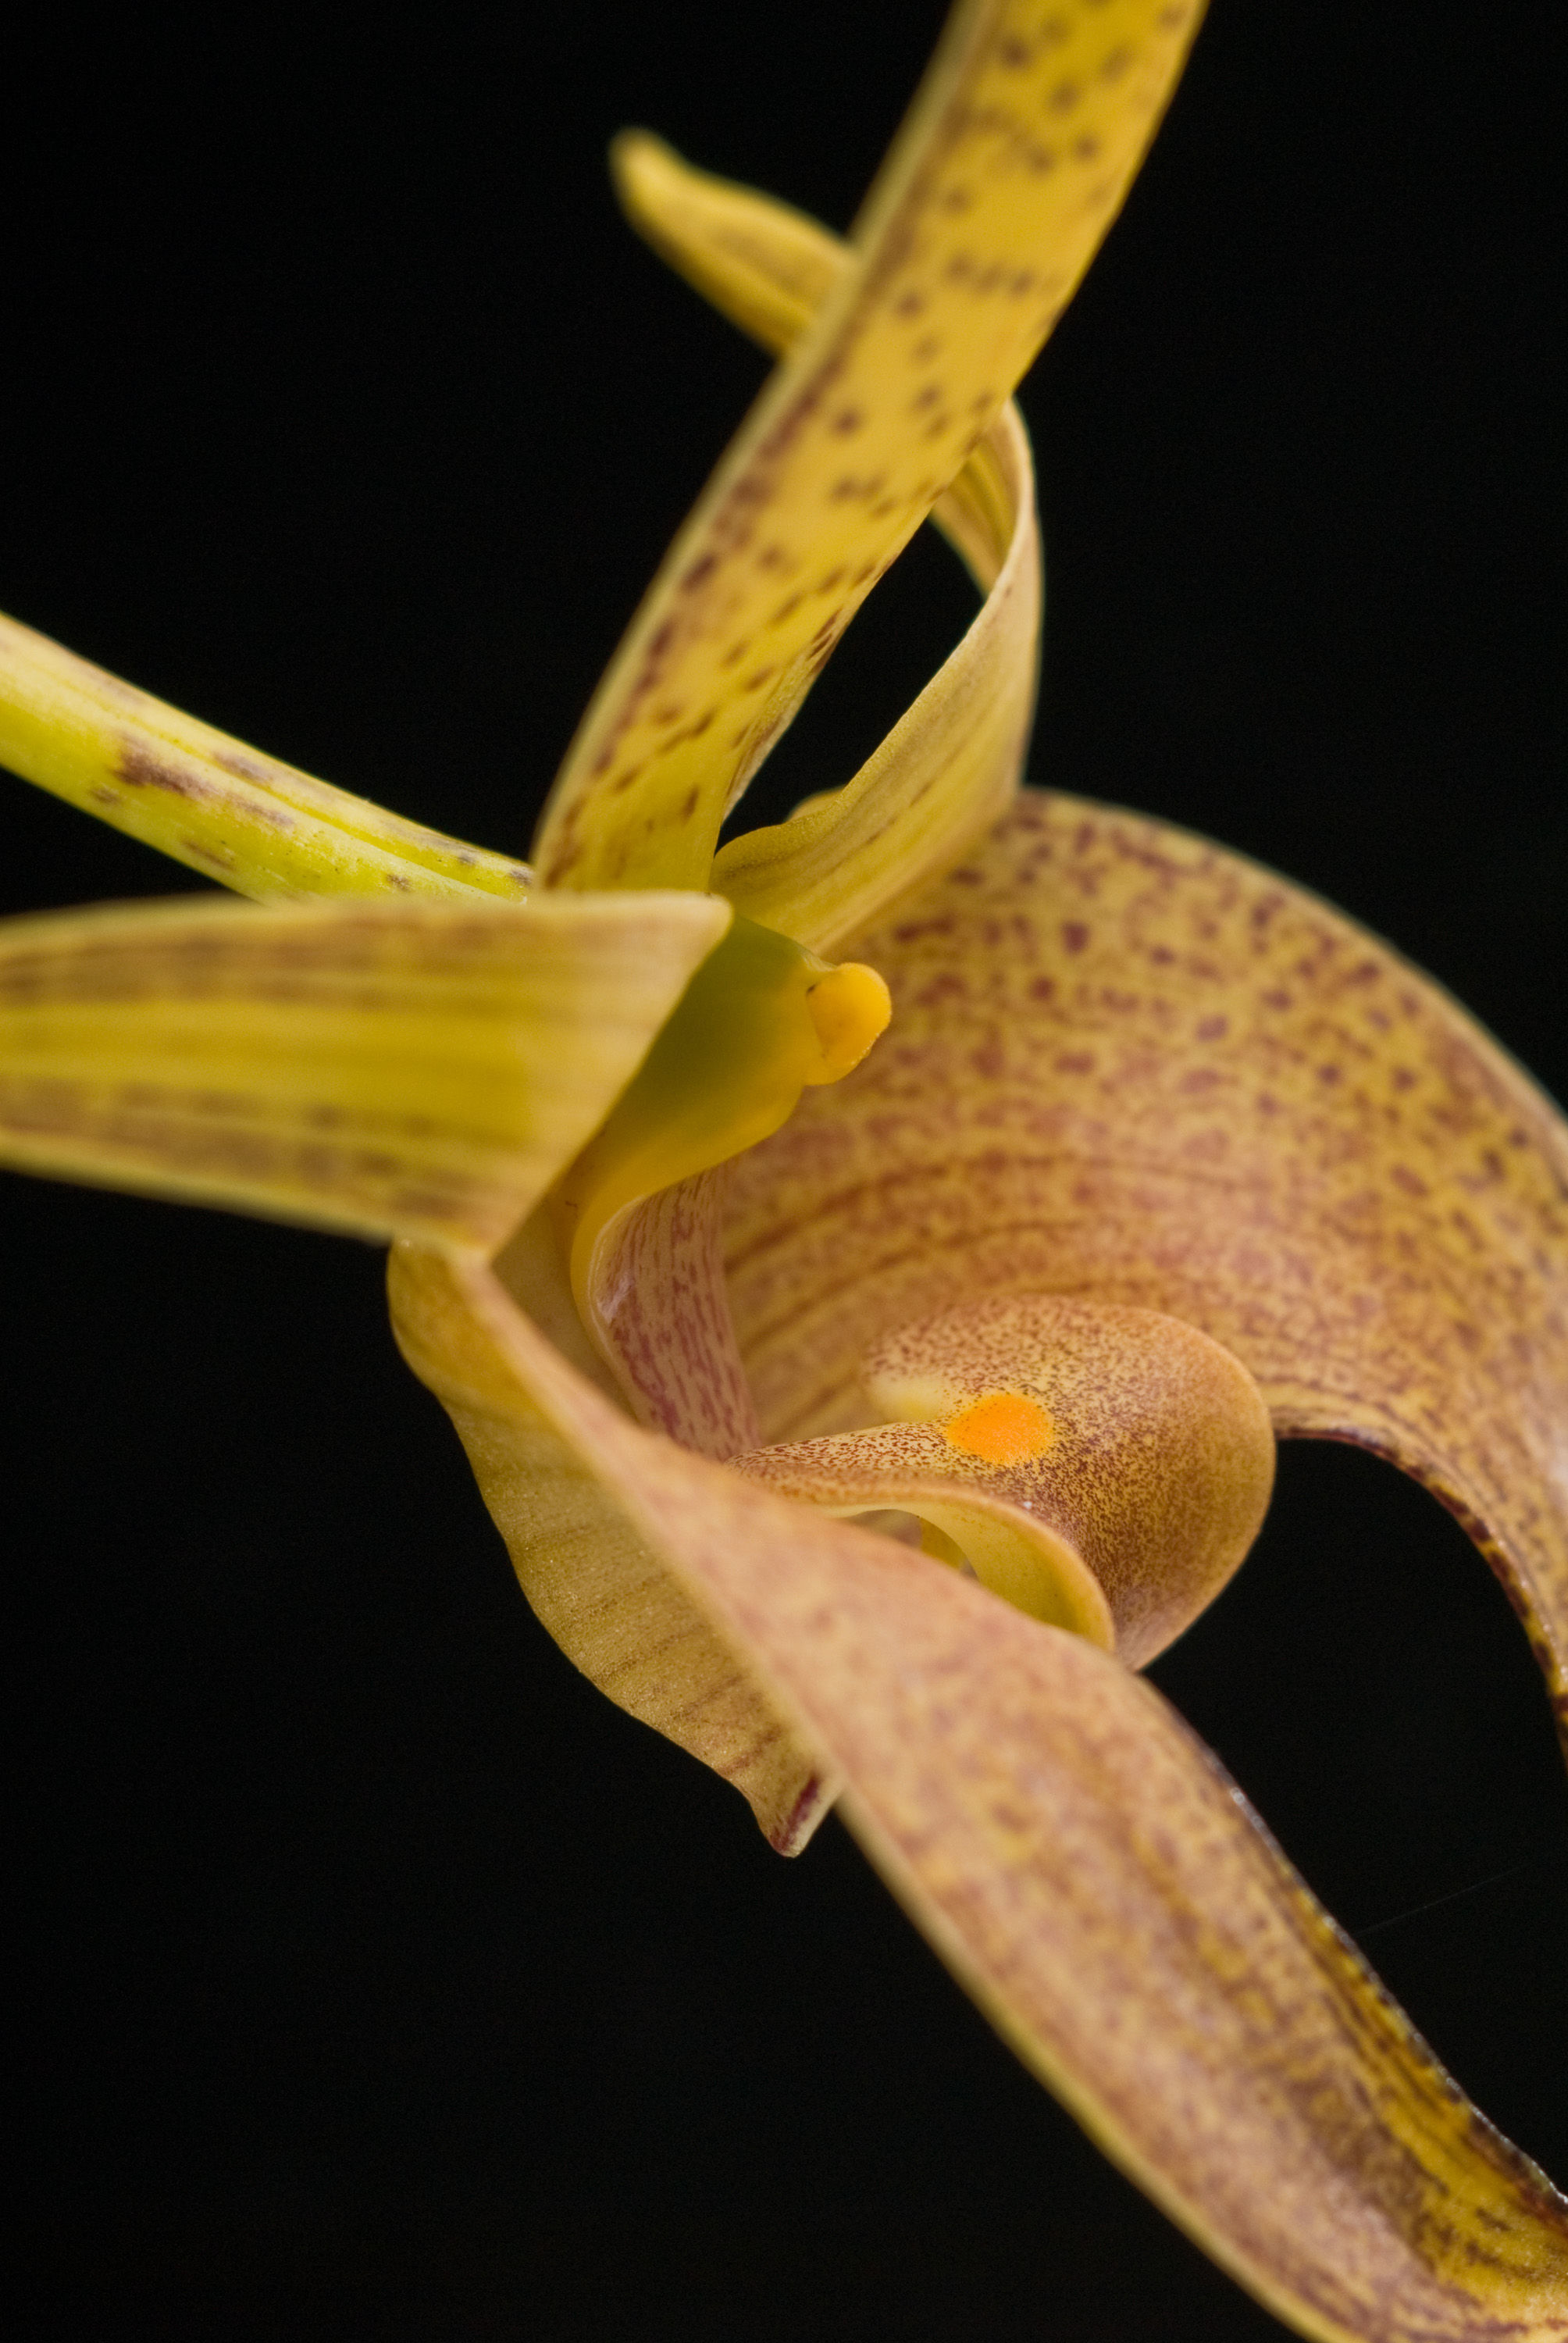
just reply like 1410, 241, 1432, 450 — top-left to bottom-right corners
3, 4, 1566, 2338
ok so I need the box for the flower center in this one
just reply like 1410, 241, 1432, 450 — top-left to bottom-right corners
552, 907, 889, 1321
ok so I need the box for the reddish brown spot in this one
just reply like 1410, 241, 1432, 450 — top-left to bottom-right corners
212, 747, 276, 783
118, 742, 205, 801
182, 838, 235, 870
1061, 922, 1090, 954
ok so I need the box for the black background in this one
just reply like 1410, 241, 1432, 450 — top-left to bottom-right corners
3, 4, 1564, 2336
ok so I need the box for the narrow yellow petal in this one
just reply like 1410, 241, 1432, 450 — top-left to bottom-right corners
387, 1239, 834, 1853
534, 0, 1206, 893
0, 609, 534, 904
712, 401, 1039, 950
611, 130, 842, 366
415, 1255, 1568, 2339
0, 890, 726, 1249
611, 130, 1013, 590
724, 790, 1568, 1756
612, 133, 1042, 949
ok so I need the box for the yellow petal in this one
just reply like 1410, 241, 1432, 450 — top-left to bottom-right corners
407, 1253, 1568, 2338
724, 790, 1568, 1749
387, 1239, 835, 1853
712, 402, 1039, 952
0, 889, 726, 1248
533, 0, 1206, 893
729, 1294, 1274, 1664
610, 130, 843, 370
611, 128, 1023, 592
612, 134, 1042, 948
0, 608, 534, 904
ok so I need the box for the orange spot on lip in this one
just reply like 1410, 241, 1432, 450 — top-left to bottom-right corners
943, 1392, 1055, 1466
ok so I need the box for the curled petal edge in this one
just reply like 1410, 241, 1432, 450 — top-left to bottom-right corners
388, 1238, 835, 1853
723, 790, 1568, 1760
395, 1247, 1568, 2343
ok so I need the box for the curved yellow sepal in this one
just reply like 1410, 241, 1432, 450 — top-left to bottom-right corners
387, 1240, 836, 1855
0, 888, 726, 1249
533, 0, 1206, 896
611, 130, 1019, 594
615, 134, 1043, 953
0, 608, 534, 904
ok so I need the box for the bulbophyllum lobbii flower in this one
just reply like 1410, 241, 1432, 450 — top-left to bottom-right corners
2, 3, 1566, 2336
